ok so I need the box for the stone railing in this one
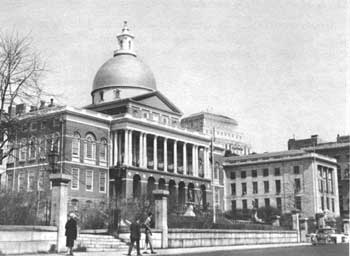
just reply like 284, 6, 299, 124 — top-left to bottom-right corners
0, 225, 57, 254
167, 228, 298, 248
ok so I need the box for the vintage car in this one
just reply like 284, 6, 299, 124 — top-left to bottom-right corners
309, 227, 349, 245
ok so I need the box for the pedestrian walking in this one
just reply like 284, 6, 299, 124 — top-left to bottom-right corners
65, 212, 78, 255
127, 216, 141, 256
143, 212, 156, 254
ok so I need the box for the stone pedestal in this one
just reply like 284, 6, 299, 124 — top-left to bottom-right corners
299, 217, 309, 242
292, 213, 300, 243
153, 189, 169, 248
49, 173, 71, 253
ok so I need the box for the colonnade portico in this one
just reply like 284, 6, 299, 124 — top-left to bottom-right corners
112, 129, 210, 179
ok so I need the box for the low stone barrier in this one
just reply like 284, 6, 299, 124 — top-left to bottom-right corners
0, 225, 57, 255
168, 229, 298, 248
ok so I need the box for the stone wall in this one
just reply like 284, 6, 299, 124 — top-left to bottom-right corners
0, 225, 57, 255
168, 229, 298, 248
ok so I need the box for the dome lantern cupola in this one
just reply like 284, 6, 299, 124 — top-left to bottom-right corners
114, 21, 136, 57
91, 22, 157, 104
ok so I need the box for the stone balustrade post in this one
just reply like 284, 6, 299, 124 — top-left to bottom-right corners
50, 173, 71, 252
153, 189, 169, 248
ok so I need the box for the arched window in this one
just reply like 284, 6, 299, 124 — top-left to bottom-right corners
19, 139, 27, 161
29, 137, 36, 160
100, 138, 107, 162
72, 132, 81, 158
85, 134, 96, 160
188, 183, 195, 202
133, 175, 141, 199
38, 137, 46, 159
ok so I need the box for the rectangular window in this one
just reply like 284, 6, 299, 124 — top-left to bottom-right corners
295, 196, 302, 210
241, 171, 246, 179
264, 198, 270, 207
332, 199, 335, 212
99, 172, 106, 192
38, 170, 45, 191
253, 182, 258, 194
276, 197, 282, 210
326, 197, 330, 210
263, 168, 269, 177
321, 196, 324, 210
264, 181, 269, 193
295, 178, 301, 193
242, 199, 247, 209
231, 200, 236, 211
254, 199, 259, 208
28, 171, 35, 191
275, 180, 281, 194
230, 172, 236, 179
274, 168, 281, 176
231, 183, 236, 195
19, 143, 26, 161
71, 168, 79, 190
7, 172, 13, 191
293, 166, 300, 174
86, 170, 93, 191
252, 170, 257, 178
242, 183, 247, 195
18, 172, 26, 191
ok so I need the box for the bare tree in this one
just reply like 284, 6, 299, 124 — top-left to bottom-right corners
0, 32, 46, 162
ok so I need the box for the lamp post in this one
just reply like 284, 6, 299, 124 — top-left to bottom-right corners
48, 142, 71, 252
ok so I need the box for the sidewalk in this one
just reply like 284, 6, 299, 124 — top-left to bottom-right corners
17, 243, 311, 256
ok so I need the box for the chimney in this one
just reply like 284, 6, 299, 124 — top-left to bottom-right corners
15, 104, 27, 115
39, 100, 46, 109
30, 106, 38, 112
48, 98, 54, 107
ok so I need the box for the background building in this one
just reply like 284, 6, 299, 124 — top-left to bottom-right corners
288, 135, 349, 218
181, 112, 251, 212
223, 150, 340, 218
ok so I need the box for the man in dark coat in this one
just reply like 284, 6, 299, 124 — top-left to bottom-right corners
65, 212, 77, 255
127, 217, 141, 256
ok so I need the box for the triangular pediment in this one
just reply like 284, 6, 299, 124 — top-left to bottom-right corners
131, 91, 182, 115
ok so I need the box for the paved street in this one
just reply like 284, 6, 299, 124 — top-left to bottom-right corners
177, 244, 349, 256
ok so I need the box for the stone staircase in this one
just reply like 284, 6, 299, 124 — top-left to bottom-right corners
76, 234, 129, 252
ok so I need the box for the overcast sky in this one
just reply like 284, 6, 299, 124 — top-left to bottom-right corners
1, 0, 347, 153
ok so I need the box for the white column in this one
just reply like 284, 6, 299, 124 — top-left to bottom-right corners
124, 130, 129, 165
114, 131, 118, 165
129, 130, 134, 165
118, 132, 122, 164
192, 145, 196, 176
173, 140, 177, 173
143, 134, 147, 168
153, 136, 157, 170
139, 132, 143, 167
183, 143, 187, 175
204, 147, 209, 178
194, 145, 198, 177
164, 138, 168, 172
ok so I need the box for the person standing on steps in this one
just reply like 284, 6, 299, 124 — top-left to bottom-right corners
143, 212, 156, 254
127, 216, 142, 256
65, 212, 78, 256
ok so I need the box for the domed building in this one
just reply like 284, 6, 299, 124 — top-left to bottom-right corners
5, 22, 216, 226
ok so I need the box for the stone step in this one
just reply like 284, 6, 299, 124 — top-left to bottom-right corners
86, 248, 128, 252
